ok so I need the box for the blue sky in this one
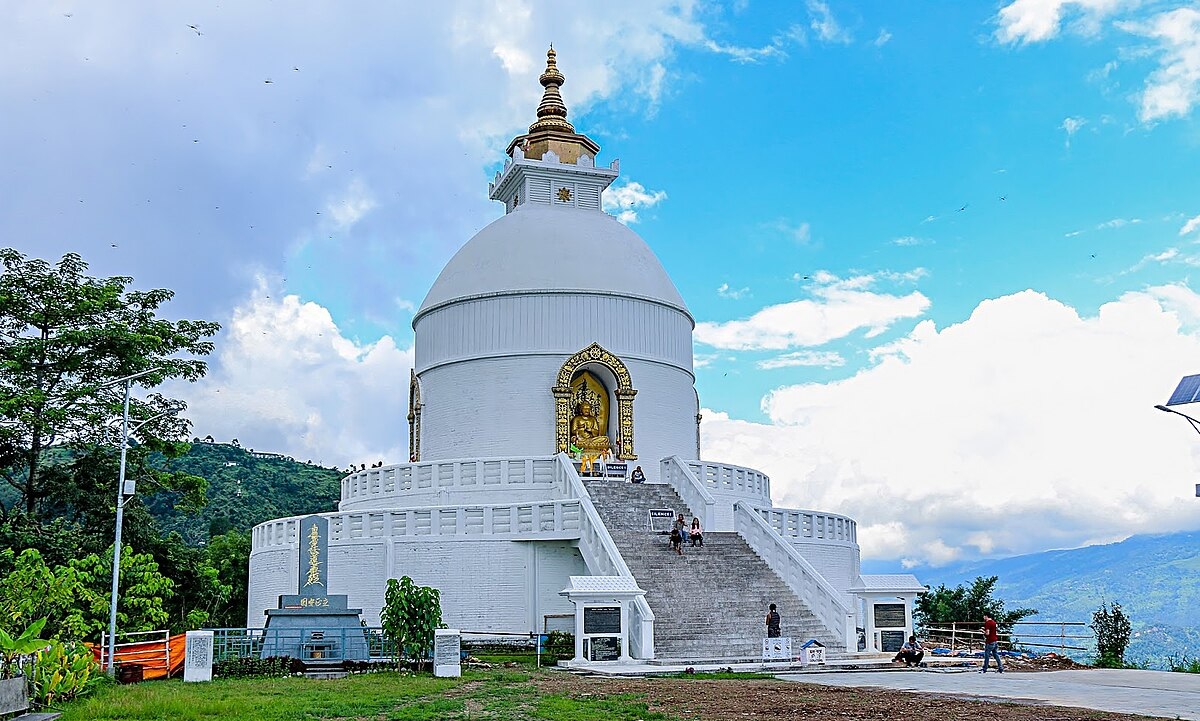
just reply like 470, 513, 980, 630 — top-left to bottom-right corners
4, 1, 1200, 565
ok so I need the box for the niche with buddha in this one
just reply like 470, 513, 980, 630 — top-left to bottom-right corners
552, 342, 637, 460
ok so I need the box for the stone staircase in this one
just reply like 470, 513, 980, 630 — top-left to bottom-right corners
582, 478, 845, 661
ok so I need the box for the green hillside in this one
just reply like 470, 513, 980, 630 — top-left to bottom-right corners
145, 441, 343, 543
898, 531, 1200, 665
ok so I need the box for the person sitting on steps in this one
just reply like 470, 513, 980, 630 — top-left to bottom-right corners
674, 513, 690, 546
689, 517, 703, 547
669, 526, 683, 555
630, 465, 646, 484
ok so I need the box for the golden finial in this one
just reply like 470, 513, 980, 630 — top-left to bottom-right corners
507, 46, 600, 162
530, 46, 573, 135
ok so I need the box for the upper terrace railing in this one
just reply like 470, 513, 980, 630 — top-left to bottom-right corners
757, 508, 857, 545
251, 499, 583, 549
341, 457, 560, 507
734, 502, 855, 651
686, 460, 771, 503
555, 453, 656, 660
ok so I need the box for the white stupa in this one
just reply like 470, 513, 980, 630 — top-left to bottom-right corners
247, 49, 922, 663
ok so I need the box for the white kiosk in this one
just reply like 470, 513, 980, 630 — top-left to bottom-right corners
559, 576, 646, 665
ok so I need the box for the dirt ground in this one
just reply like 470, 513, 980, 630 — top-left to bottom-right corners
534, 672, 1164, 721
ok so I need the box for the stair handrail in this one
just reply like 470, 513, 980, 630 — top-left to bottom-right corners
555, 453, 655, 659
733, 501, 855, 651
660, 455, 717, 530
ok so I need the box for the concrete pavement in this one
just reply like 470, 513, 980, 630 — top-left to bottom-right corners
777, 668, 1200, 720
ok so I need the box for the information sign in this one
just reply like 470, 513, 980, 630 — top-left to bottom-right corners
183, 630, 214, 682
873, 603, 906, 628
880, 630, 905, 653
648, 509, 676, 533
588, 636, 620, 661
583, 606, 621, 635
762, 636, 792, 660
434, 629, 461, 678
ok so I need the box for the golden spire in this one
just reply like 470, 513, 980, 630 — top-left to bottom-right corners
507, 46, 600, 163
528, 46, 574, 136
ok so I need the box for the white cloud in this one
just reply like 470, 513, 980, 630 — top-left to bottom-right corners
757, 350, 846, 370
176, 280, 413, 467
892, 236, 931, 247
717, 283, 750, 300
767, 219, 812, 244
1096, 217, 1141, 229
922, 215, 939, 224
807, 0, 852, 44
1119, 7, 1200, 123
326, 179, 376, 229
1065, 229, 1085, 237
1180, 213, 1200, 236
995, 0, 1133, 44
695, 271, 930, 351
702, 25, 807, 63
602, 180, 667, 224
701, 286, 1200, 566
874, 29, 893, 47
1060, 115, 1087, 147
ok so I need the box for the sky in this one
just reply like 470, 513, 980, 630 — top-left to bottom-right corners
5, 0, 1200, 568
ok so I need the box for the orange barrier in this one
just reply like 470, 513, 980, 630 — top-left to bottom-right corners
88, 633, 187, 680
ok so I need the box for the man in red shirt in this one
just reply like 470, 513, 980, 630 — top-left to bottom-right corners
980, 614, 1004, 673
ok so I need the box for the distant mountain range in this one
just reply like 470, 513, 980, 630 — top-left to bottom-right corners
863, 531, 1200, 665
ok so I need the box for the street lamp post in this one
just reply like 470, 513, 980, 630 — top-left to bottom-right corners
99, 368, 162, 674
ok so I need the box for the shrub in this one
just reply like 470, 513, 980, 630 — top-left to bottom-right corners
212, 655, 301, 678
1091, 602, 1132, 667
543, 631, 574, 662
1167, 654, 1200, 674
32, 640, 103, 706
380, 576, 443, 667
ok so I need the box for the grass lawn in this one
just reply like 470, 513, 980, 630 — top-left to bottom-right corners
57, 668, 674, 721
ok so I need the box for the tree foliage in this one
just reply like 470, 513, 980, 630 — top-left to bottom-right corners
0, 248, 219, 516
1092, 602, 1132, 667
381, 576, 444, 667
914, 575, 1037, 632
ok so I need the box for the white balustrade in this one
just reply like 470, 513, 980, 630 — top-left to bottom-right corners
686, 460, 771, 502
340, 457, 560, 507
756, 507, 857, 544
250, 500, 583, 548
734, 502, 855, 652
555, 453, 656, 659
660, 456, 716, 530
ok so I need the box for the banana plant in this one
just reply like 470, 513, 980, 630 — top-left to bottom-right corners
32, 641, 100, 706
0, 618, 48, 679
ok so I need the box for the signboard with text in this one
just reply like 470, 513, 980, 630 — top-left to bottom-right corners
648, 509, 675, 533
298, 515, 329, 596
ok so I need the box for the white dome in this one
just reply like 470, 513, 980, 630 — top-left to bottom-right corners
417, 204, 690, 316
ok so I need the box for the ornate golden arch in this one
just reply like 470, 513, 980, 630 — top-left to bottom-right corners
553, 342, 637, 460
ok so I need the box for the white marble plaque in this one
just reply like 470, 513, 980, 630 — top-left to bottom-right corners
433, 629, 461, 678
761, 636, 792, 660
184, 630, 214, 682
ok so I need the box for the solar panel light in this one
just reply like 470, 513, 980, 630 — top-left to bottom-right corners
1164, 374, 1200, 406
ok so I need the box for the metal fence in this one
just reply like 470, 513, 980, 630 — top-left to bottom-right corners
209, 627, 397, 663
922, 621, 1092, 654
98, 629, 171, 673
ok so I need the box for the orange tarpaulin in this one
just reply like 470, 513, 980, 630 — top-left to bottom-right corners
89, 633, 188, 680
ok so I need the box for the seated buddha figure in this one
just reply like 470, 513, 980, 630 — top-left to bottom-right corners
570, 401, 611, 453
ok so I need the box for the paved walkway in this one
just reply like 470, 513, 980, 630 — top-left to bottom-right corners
777, 668, 1200, 720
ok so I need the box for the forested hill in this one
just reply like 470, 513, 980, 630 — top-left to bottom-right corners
866, 530, 1200, 664
146, 441, 343, 543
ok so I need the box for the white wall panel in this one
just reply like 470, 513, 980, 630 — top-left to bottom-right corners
246, 548, 296, 628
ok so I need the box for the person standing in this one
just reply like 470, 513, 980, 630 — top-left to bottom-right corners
980, 614, 1004, 673
765, 603, 781, 638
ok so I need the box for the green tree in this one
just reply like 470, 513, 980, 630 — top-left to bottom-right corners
0, 548, 89, 640
914, 575, 1037, 633
0, 249, 219, 516
1091, 602, 1132, 668
381, 576, 443, 668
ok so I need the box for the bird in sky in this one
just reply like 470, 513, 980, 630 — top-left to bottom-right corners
957, 204, 969, 212
188, 24, 201, 36
264, 79, 274, 84
999, 196, 1007, 201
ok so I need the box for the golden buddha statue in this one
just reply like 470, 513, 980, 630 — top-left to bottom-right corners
570, 401, 611, 453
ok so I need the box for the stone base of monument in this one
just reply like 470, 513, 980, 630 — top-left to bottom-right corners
260, 594, 369, 665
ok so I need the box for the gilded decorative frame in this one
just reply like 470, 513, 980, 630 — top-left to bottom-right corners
552, 342, 637, 460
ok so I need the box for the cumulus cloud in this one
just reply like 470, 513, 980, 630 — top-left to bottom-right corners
757, 351, 846, 370
602, 180, 667, 224
1182, 213, 1200, 236
326, 179, 376, 229
995, 0, 1132, 44
695, 271, 930, 351
717, 283, 750, 300
174, 280, 413, 467
702, 286, 1200, 565
1119, 7, 1200, 123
